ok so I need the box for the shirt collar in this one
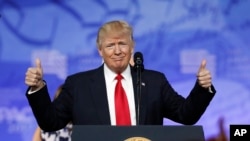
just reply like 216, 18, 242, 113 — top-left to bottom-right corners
104, 63, 131, 82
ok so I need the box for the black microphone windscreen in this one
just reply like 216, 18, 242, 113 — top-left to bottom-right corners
134, 52, 143, 64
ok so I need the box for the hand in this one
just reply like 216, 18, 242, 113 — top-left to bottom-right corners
25, 58, 44, 91
196, 59, 212, 89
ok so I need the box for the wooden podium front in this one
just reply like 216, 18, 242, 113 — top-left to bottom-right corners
72, 125, 205, 141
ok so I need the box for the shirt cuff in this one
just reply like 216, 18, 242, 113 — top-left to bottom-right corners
27, 82, 46, 95
208, 86, 213, 93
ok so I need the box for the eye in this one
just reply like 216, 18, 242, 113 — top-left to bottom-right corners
106, 43, 114, 48
119, 41, 127, 45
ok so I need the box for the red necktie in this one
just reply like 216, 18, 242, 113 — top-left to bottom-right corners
115, 74, 131, 126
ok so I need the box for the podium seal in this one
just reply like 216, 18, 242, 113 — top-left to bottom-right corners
124, 137, 151, 141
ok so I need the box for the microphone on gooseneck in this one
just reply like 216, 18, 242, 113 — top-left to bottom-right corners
133, 52, 144, 72
133, 52, 144, 125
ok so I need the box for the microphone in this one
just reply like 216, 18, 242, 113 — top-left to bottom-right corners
133, 52, 144, 125
133, 52, 144, 72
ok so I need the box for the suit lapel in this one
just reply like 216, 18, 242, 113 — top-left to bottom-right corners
131, 67, 147, 125
90, 65, 111, 124
89, 65, 147, 125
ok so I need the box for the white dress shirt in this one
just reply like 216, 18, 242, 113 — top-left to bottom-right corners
103, 63, 136, 125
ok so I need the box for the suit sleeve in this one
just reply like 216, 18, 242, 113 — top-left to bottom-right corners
161, 74, 216, 125
26, 82, 72, 131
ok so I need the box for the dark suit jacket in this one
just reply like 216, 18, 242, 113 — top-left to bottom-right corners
26, 65, 215, 131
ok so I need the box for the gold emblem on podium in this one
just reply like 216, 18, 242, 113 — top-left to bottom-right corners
124, 137, 151, 141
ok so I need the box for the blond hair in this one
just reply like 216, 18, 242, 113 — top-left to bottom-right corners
53, 84, 63, 100
96, 20, 134, 48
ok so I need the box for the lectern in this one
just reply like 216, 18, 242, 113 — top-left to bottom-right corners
72, 125, 205, 141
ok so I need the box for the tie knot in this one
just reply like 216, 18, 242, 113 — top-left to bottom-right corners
115, 74, 123, 81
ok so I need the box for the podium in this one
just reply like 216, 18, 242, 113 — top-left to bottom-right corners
72, 125, 205, 141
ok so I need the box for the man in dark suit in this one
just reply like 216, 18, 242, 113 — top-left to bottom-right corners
25, 20, 216, 132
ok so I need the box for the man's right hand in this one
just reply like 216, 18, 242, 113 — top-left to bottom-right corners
25, 58, 44, 91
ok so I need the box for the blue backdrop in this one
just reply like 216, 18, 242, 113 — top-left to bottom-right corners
0, 0, 250, 140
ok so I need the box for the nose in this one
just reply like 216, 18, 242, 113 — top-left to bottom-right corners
114, 44, 121, 54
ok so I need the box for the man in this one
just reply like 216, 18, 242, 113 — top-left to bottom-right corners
25, 20, 215, 131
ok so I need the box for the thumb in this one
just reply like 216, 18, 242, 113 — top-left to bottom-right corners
35, 58, 43, 75
35, 58, 42, 69
198, 59, 207, 72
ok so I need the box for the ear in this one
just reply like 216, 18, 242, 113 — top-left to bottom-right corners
98, 47, 103, 57
131, 42, 135, 54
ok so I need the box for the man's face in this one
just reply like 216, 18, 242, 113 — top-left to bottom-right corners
98, 34, 134, 73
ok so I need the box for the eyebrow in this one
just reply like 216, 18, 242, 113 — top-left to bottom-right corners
105, 40, 127, 45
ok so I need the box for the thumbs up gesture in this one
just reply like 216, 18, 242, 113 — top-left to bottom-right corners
196, 60, 212, 88
25, 58, 44, 91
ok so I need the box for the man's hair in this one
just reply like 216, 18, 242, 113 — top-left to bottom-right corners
53, 84, 63, 100
96, 20, 134, 48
